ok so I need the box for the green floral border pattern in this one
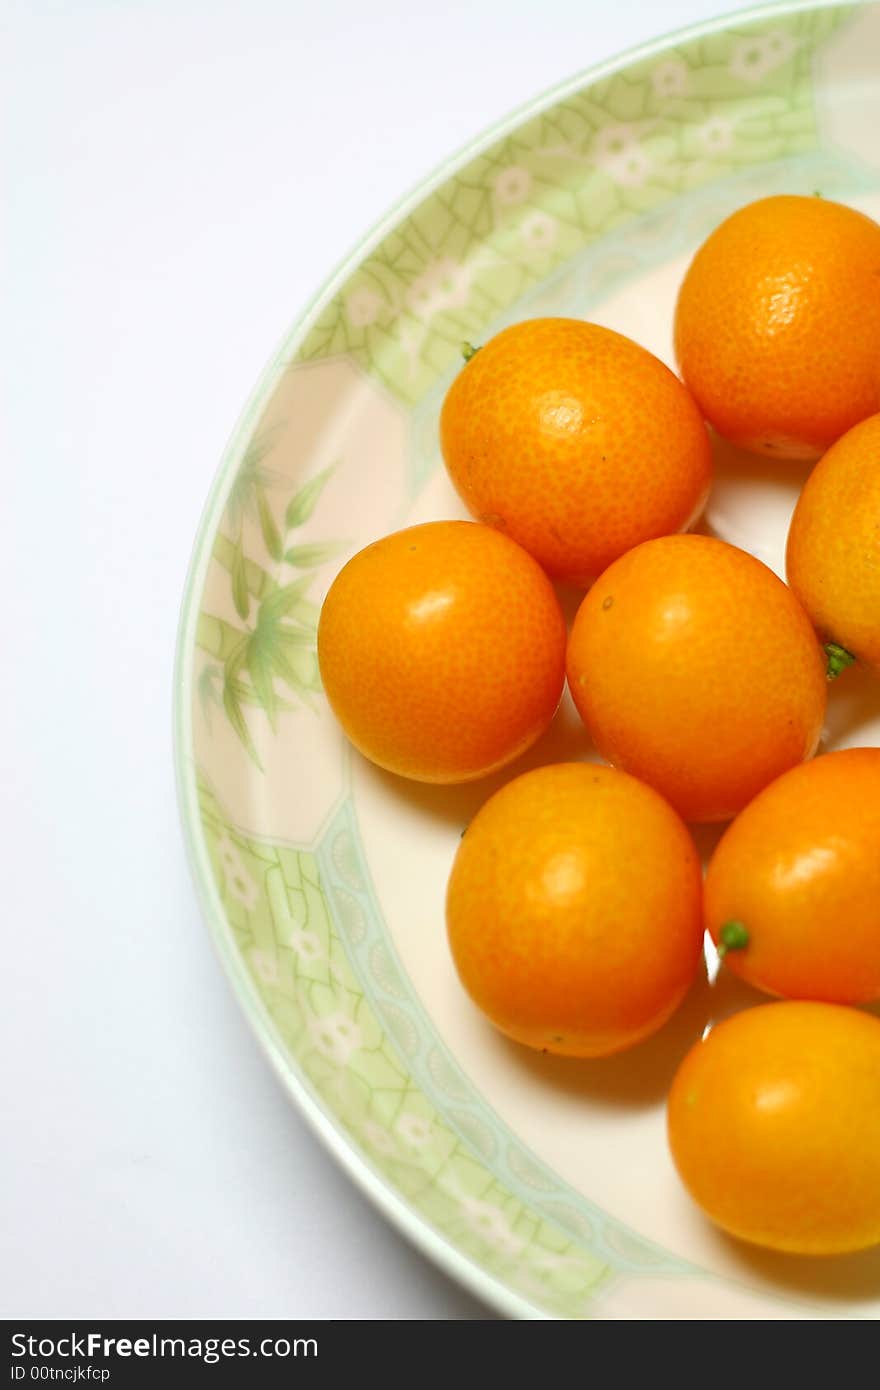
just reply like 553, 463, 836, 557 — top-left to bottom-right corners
295, 6, 848, 405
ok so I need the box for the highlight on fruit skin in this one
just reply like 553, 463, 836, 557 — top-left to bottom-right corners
705, 747, 880, 1005
440, 317, 712, 586
565, 533, 828, 823
786, 412, 880, 675
667, 1002, 880, 1256
446, 761, 704, 1058
316, 520, 566, 784
674, 194, 880, 459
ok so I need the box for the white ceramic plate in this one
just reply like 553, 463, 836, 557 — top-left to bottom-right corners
175, 0, 880, 1319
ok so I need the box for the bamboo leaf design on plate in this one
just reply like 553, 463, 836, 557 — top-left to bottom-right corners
259, 575, 314, 621
284, 541, 345, 568
222, 636, 263, 769
247, 640, 279, 732
284, 463, 334, 529
272, 639, 322, 697
251, 587, 323, 713
275, 623, 317, 647
222, 681, 263, 769
212, 534, 274, 600
227, 672, 298, 714
225, 424, 284, 529
289, 595, 319, 630
198, 455, 341, 761
196, 613, 245, 662
257, 491, 283, 562
197, 664, 223, 727
231, 536, 250, 619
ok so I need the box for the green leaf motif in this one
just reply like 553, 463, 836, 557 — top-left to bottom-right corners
274, 644, 322, 695
212, 534, 274, 601
257, 491, 283, 562
285, 464, 335, 530
226, 424, 284, 528
247, 641, 279, 733
227, 673, 297, 714
197, 612, 248, 662
202, 442, 341, 751
231, 538, 250, 620
259, 576, 313, 622
285, 541, 345, 569
222, 676, 263, 769
290, 596, 319, 631
276, 624, 316, 648
197, 664, 223, 727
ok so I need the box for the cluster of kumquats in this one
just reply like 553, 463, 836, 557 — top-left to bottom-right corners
317, 195, 880, 1258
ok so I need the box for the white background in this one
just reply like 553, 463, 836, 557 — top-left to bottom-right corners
5, 0, 758, 1320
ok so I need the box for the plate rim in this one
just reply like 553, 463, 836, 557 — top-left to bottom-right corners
173, 0, 851, 1321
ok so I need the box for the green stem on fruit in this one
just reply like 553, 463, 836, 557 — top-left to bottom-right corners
461, 341, 481, 362
825, 642, 856, 681
717, 920, 750, 960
